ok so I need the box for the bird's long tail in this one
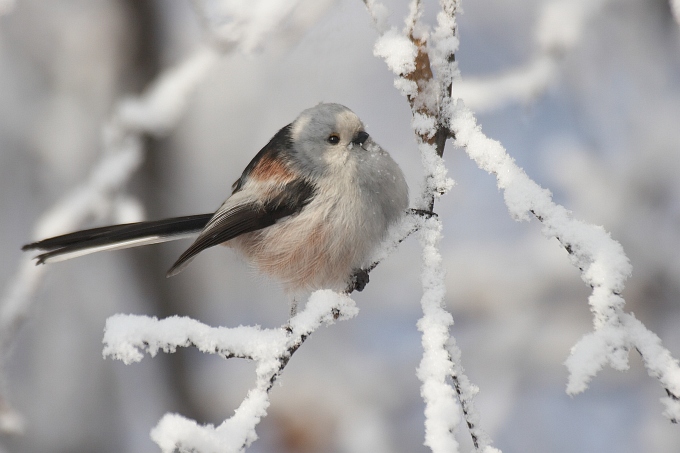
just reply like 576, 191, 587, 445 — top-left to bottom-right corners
23, 214, 213, 265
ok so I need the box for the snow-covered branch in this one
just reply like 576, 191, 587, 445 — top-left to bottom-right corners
369, 0, 680, 446
457, 0, 680, 111
0, 45, 219, 432
672, 0, 680, 26
452, 0, 609, 112
103, 290, 358, 453
365, 2, 501, 452
447, 100, 680, 423
198, 0, 311, 52
416, 216, 462, 453
5, 0, 677, 450
117, 46, 219, 136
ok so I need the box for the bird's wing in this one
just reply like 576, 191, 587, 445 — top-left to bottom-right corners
166, 175, 316, 277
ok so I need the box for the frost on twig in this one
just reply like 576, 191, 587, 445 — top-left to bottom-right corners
447, 101, 680, 423
103, 290, 358, 453
365, 1, 501, 452
368, 0, 680, 447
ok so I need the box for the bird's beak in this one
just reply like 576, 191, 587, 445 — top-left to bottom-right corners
351, 131, 369, 147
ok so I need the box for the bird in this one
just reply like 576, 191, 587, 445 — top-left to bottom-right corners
23, 103, 409, 295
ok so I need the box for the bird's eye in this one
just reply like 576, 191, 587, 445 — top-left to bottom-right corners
327, 134, 340, 145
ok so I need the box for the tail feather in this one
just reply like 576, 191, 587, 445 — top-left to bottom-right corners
23, 214, 212, 265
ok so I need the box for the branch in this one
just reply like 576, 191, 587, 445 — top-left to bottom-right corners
0, 45, 220, 434
365, 2, 500, 452
447, 101, 680, 423
103, 290, 358, 453
451, 0, 610, 112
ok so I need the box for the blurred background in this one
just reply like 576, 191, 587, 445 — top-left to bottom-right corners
1, 0, 679, 452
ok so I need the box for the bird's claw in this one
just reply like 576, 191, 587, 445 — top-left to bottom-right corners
346, 268, 370, 293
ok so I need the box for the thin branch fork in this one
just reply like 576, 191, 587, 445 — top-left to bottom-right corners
530, 212, 680, 415
104, 295, 358, 452
404, 35, 449, 155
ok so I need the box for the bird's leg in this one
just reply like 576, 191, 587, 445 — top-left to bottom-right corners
409, 208, 437, 218
346, 268, 370, 293
289, 297, 298, 318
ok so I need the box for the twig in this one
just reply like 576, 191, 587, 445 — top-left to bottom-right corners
103, 291, 359, 452
448, 98, 680, 423
364, 1, 497, 451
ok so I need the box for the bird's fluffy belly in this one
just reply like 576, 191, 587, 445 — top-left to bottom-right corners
229, 207, 369, 291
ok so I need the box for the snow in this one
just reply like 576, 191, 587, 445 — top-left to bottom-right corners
673, 0, 680, 25
451, 56, 557, 112
3, 0, 680, 451
417, 217, 461, 453
103, 314, 284, 364
411, 112, 437, 140
205, 0, 314, 52
368, 2, 498, 451
453, 0, 610, 113
287, 290, 359, 333
565, 311, 680, 422
117, 47, 219, 135
373, 28, 418, 76
419, 142, 455, 208
447, 97, 680, 423
104, 290, 359, 452
363, 0, 390, 34
535, 0, 606, 52
404, 0, 423, 37
393, 77, 419, 98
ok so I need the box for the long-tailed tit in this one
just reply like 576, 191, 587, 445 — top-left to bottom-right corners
23, 103, 409, 293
